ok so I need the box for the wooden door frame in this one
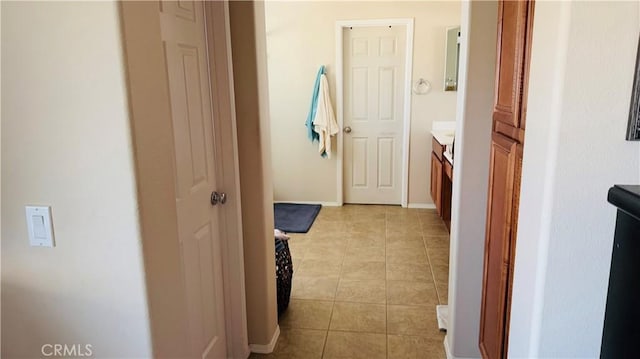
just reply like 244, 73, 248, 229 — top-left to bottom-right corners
203, 2, 250, 358
335, 18, 414, 207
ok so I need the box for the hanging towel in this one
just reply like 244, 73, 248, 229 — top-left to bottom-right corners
305, 66, 325, 144
313, 73, 339, 158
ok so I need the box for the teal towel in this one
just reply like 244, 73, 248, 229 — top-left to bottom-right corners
305, 66, 325, 144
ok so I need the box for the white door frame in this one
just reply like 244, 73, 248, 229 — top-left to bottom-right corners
335, 18, 414, 207
119, 2, 248, 356
204, 2, 250, 358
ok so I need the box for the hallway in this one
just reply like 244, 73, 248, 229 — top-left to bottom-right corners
254, 205, 450, 358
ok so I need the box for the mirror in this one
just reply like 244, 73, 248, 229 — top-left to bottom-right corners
444, 26, 461, 91
626, 35, 640, 140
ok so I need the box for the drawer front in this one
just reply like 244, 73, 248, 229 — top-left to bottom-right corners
430, 152, 443, 216
444, 158, 453, 181
432, 137, 445, 161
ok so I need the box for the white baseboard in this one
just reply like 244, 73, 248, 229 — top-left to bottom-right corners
274, 200, 342, 207
444, 335, 453, 359
275, 201, 433, 209
238, 345, 251, 359
249, 325, 280, 354
443, 334, 481, 359
407, 203, 436, 209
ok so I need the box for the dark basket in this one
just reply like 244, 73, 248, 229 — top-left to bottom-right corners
275, 237, 293, 316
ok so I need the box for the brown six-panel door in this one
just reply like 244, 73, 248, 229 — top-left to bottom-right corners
479, 1, 534, 358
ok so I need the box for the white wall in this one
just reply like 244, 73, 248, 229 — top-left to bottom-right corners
1, 2, 152, 357
447, 1, 497, 358
264, 1, 460, 205
510, 1, 640, 358
229, 1, 280, 348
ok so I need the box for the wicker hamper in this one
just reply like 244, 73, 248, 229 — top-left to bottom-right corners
275, 237, 293, 315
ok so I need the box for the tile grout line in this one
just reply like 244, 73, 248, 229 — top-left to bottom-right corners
419, 214, 445, 309
423, 221, 443, 305
320, 300, 334, 358
384, 209, 389, 359
320, 213, 350, 359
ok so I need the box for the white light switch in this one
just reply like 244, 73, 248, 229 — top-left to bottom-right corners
25, 206, 55, 247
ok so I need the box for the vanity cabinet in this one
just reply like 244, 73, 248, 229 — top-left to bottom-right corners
442, 157, 453, 228
430, 137, 445, 216
431, 152, 443, 216
430, 136, 452, 230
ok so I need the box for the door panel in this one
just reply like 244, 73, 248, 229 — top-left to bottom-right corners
351, 67, 369, 120
480, 133, 518, 359
501, 143, 524, 353
351, 137, 368, 187
377, 137, 394, 188
160, 1, 227, 357
378, 67, 396, 121
493, 0, 529, 129
430, 152, 443, 216
344, 25, 405, 204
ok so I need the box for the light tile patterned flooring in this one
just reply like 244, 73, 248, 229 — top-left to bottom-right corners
253, 205, 450, 359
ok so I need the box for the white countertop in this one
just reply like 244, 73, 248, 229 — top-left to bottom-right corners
431, 130, 455, 146
444, 151, 454, 165
431, 121, 456, 146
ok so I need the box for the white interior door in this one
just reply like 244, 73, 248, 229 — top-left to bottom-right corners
343, 25, 406, 205
160, 1, 227, 357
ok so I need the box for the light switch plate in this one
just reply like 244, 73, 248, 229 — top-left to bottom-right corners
25, 206, 55, 247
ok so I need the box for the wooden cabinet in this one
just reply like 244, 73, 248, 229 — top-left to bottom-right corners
442, 157, 453, 229
493, 0, 529, 130
431, 137, 446, 216
479, 1, 534, 358
479, 134, 519, 359
430, 136, 453, 229
443, 158, 453, 182
430, 151, 443, 216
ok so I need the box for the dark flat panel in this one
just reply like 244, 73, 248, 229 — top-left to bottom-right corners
601, 186, 640, 358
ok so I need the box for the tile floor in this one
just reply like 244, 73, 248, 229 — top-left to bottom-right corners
253, 205, 450, 359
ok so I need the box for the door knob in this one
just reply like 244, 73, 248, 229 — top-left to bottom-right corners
211, 191, 220, 205
211, 191, 228, 206
343, 126, 352, 134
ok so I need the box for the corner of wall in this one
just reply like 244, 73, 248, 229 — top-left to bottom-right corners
447, 1, 497, 357
2, 2, 152, 356
508, 2, 572, 356
229, 0, 278, 348
512, 1, 640, 357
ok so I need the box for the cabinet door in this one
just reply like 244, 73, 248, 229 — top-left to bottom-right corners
442, 159, 453, 223
430, 152, 443, 216
493, 0, 529, 130
480, 1, 534, 358
479, 133, 518, 359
